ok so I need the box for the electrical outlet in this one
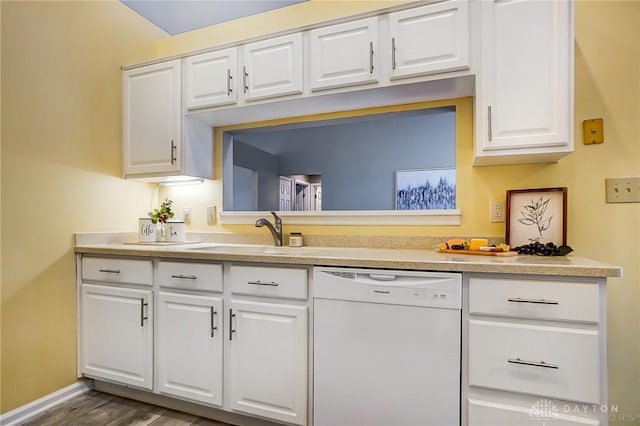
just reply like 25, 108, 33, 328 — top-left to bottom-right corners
206, 205, 217, 225
490, 201, 505, 223
606, 177, 640, 203
182, 207, 192, 224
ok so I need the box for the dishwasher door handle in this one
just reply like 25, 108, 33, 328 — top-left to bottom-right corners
367, 274, 397, 281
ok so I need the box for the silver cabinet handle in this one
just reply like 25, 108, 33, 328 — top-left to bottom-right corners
507, 297, 559, 305
227, 69, 233, 95
243, 66, 248, 94
487, 106, 492, 141
140, 298, 148, 327
98, 269, 120, 274
210, 307, 218, 338
508, 358, 559, 369
391, 37, 397, 70
170, 274, 197, 280
247, 280, 279, 287
229, 308, 236, 341
369, 41, 374, 74
170, 140, 177, 164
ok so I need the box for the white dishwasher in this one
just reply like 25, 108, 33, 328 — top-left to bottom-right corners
313, 267, 462, 426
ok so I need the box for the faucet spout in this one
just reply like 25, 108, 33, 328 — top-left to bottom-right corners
255, 211, 283, 246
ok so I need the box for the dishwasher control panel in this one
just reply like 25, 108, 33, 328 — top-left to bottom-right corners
314, 267, 461, 309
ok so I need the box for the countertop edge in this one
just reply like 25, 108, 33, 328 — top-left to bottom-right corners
74, 244, 623, 279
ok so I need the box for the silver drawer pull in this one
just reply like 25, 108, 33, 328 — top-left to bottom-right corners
508, 358, 559, 369
247, 280, 279, 287
98, 269, 120, 274
507, 297, 559, 305
171, 274, 198, 280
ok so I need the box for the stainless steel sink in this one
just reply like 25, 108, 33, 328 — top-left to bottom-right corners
187, 244, 361, 256
187, 244, 312, 255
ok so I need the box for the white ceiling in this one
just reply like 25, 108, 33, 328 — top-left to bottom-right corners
121, 0, 307, 35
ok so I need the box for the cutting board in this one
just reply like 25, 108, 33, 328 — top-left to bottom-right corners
437, 248, 518, 257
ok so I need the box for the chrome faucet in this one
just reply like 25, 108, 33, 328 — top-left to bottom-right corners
255, 211, 283, 246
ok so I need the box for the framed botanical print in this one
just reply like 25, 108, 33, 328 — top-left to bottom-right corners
506, 187, 567, 247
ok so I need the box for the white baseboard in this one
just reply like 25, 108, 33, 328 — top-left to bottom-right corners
0, 379, 93, 426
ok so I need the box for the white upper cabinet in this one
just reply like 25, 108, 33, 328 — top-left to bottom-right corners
474, 0, 573, 165
185, 48, 238, 110
388, 0, 470, 80
242, 33, 303, 101
123, 60, 213, 181
123, 60, 182, 176
310, 17, 379, 91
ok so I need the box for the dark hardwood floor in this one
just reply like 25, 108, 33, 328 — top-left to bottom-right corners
21, 391, 233, 426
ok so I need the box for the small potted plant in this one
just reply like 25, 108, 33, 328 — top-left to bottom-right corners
148, 198, 174, 241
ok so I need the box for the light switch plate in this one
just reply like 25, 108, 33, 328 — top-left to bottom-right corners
583, 118, 604, 145
605, 177, 640, 203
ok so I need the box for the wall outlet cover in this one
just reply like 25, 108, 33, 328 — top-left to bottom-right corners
583, 118, 604, 145
490, 201, 505, 223
207, 205, 217, 225
183, 207, 192, 224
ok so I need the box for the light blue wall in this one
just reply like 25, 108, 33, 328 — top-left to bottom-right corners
227, 108, 456, 210
231, 141, 279, 211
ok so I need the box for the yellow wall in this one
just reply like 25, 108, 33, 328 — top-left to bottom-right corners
1, 0, 638, 422
0, 0, 165, 412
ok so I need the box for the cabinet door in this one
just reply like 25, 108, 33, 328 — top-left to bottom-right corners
185, 48, 237, 109
242, 33, 303, 101
389, 0, 469, 80
157, 292, 223, 406
228, 300, 307, 425
80, 284, 153, 389
310, 17, 378, 91
123, 60, 182, 175
475, 0, 572, 165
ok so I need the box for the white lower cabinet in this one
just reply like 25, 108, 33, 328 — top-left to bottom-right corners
227, 300, 308, 425
80, 283, 153, 390
465, 274, 607, 426
157, 291, 223, 405
227, 265, 309, 425
79, 256, 309, 425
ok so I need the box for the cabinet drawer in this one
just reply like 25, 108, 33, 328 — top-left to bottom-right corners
82, 257, 152, 286
469, 320, 600, 404
468, 398, 601, 426
229, 265, 307, 300
469, 277, 599, 323
157, 261, 223, 292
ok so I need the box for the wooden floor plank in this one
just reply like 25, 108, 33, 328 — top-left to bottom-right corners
22, 392, 116, 426
21, 391, 234, 426
147, 410, 199, 426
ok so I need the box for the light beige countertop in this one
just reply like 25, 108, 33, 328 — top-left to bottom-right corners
74, 232, 622, 278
